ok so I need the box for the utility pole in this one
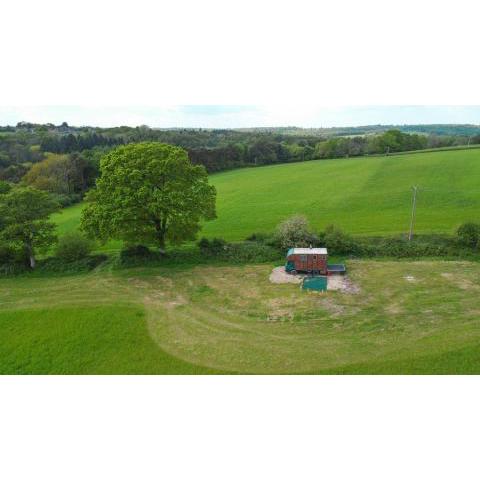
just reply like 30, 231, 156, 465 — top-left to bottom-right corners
408, 186, 418, 241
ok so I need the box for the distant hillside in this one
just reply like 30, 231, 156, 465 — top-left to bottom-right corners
2, 122, 480, 191
236, 124, 480, 137
3, 121, 480, 138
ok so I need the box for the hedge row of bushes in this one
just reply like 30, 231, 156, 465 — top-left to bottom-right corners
3, 218, 480, 276
50, 193, 83, 208
198, 238, 280, 263
117, 239, 281, 268
245, 219, 480, 259
120, 234, 479, 271
349, 236, 462, 258
38, 254, 108, 273
0, 254, 107, 276
0, 231, 100, 276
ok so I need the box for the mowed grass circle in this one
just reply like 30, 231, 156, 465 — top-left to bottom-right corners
2, 261, 480, 374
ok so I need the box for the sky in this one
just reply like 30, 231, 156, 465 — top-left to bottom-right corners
0, 106, 479, 129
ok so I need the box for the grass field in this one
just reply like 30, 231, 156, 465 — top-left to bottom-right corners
52, 148, 480, 248
51, 203, 122, 253
9, 147, 480, 374
2, 259, 480, 374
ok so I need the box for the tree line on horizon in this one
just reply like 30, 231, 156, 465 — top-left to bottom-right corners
1, 122, 480, 206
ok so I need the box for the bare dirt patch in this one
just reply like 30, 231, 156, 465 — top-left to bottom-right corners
165, 298, 188, 309
386, 303, 403, 315
266, 298, 300, 322
321, 298, 347, 317
269, 266, 303, 284
441, 272, 479, 291
327, 275, 360, 294
144, 292, 187, 309
266, 310, 294, 322
155, 276, 174, 288
269, 267, 359, 294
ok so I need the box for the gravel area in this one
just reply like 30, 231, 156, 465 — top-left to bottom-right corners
269, 266, 303, 284
269, 266, 359, 293
327, 275, 360, 293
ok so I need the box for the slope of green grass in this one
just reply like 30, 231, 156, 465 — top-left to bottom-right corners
202, 148, 480, 240
2, 260, 480, 374
52, 148, 480, 247
51, 202, 84, 237
51, 203, 122, 253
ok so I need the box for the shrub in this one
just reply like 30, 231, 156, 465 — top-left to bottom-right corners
121, 244, 152, 258
245, 232, 270, 243
272, 215, 319, 249
197, 237, 210, 251
50, 193, 82, 208
56, 232, 93, 262
198, 238, 279, 262
223, 242, 280, 263
39, 255, 107, 274
0, 240, 33, 271
0, 243, 28, 274
0, 181, 11, 195
0, 242, 16, 264
322, 224, 357, 255
211, 237, 227, 252
352, 235, 455, 258
119, 245, 157, 265
198, 237, 227, 255
457, 223, 480, 248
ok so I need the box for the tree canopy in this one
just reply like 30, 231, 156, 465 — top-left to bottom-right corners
0, 187, 60, 268
273, 215, 319, 249
2, 122, 480, 184
22, 152, 98, 197
81, 142, 217, 249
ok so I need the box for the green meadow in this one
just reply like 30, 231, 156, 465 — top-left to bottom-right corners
2, 260, 480, 374
4, 147, 480, 374
52, 148, 480, 248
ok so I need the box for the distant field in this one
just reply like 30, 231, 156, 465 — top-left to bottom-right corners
52, 148, 480, 247
51, 203, 122, 253
2, 260, 480, 374
202, 148, 480, 240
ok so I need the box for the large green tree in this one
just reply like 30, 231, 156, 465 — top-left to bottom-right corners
81, 142, 216, 249
0, 187, 60, 268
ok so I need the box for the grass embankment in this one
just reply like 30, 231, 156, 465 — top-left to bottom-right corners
52, 148, 480, 251
2, 259, 480, 374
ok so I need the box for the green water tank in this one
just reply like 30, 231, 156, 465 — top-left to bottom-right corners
302, 276, 328, 292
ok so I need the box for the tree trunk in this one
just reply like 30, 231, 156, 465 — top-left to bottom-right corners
25, 243, 36, 269
157, 235, 166, 251
154, 219, 167, 253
